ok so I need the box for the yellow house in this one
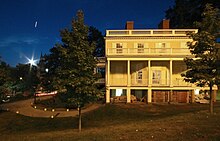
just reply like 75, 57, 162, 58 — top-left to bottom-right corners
104, 20, 217, 103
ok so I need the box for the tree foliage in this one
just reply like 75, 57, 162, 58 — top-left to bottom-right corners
88, 26, 105, 57
183, 4, 220, 114
0, 58, 12, 100
166, 0, 220, 28
46, 10, 99, 131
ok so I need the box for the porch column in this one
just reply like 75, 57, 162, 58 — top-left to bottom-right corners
148, 60, 151, 86
147, 88, 152, 103
106, 60, 110, 103
127, 88, 131, 103
107, 60, 110, 86
191, 90, 195, 103
106, 87, 110, 103
127, 60, 131, 103
127, 60, 131, 86
170, 60, 173, 87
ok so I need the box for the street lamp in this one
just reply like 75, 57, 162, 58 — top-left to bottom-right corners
25, 55, 38, 103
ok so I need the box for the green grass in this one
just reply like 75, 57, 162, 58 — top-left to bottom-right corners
1, 103, 220, 141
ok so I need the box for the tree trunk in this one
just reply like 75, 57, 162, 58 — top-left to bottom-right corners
78, 107, 82, 132
209, 84, 213, 114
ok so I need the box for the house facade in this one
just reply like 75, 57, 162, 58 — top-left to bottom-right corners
103, 20, 217, 103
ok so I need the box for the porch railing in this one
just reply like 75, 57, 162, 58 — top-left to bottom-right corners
107, 48, 191, 56
106, 29, 198, 37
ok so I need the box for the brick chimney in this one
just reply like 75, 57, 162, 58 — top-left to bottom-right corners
125, 21, 134, 30
158, 19, 170, 29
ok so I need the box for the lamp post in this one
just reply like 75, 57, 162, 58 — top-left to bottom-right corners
26, 56, 38, 104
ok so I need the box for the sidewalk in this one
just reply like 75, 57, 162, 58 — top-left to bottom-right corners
1, 98, 101, 118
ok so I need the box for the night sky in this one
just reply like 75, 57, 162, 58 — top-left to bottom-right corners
0, 0, 174, 66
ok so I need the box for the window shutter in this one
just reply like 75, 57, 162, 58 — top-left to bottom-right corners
112, 43, 116, 54
112, 43, 116, 48
123, 43, 127, 48
181, 42, 187, 48
144, 43, 148, 48
134, 43, 138, 48
155, 43, 160, 48
166, 43, 170, 48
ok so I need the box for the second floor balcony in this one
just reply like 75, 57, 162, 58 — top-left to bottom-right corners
106, 48, 192, 56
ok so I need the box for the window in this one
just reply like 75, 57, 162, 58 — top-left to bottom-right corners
116, 43, 123, 53
137, 43, 144, 53
152, 70, 161, 84
136, 70, 143, 83
181, 42, 187, 48
156, 43, 166, 53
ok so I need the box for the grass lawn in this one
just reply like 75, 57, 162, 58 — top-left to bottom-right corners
1, 102, 220, 141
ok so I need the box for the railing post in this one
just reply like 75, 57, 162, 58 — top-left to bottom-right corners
127, 60, 131, 86
129, 30, 132, 35
107, 59, 110, 86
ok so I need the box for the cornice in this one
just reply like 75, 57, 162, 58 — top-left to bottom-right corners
105, 36, 190, 40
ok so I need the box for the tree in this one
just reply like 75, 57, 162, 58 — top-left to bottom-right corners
0, 58, 12, 101
47, 10, 99, 131
182, 4, 220, 114
166, 0, 220, 28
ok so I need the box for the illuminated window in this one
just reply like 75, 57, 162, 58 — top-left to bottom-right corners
152, 70, 161, 84
116, 43, 123, 53
137, 43, 144, 53
158, 43, 166, 48
137, 70, 143, 83
157, 43, 166, 53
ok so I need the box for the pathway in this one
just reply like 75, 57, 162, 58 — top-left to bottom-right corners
1, 98, 101, 118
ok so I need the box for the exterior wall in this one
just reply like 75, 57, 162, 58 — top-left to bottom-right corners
172, 61, 190, 86
106, 40, 190, 48
104, 28, 218, 104
110, 61, 127, 86
130, 61, 148, 86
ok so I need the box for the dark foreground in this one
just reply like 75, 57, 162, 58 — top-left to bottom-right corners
0, 102, 220, 141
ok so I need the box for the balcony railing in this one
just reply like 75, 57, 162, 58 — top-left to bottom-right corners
131, 79, 148, 86
107, 77, 194, 87
110, 78, 127, 86
107, 48, 191, 56
106, 29, 198, 37
152, 79, 170, 86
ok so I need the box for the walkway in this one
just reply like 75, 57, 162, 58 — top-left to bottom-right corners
1, 98, 101, 118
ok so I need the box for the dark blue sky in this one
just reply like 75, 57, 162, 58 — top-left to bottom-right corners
0, 0, 174, 66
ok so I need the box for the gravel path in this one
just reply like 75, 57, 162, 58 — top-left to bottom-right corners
1, 98, 101, 118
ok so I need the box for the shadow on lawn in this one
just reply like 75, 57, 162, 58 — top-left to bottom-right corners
1, 102, 220, 134
82, 102, 220, 128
